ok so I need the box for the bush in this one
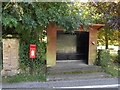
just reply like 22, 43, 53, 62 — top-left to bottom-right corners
97, 49, 110, 67
97, 49, 119, 77
118, 50, 120, 64
110, 54, 118, 63
104, 63, 119, 76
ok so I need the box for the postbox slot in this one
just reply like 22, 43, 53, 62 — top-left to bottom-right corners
30, 46, 36, 48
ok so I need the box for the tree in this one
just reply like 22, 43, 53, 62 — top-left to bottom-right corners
2, 2, 101, 38
90, 2, 120, 49
98, 28, 119, 46
2, 3, 84, 37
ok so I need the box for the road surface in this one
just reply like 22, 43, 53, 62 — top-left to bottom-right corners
1, 77, 119, 90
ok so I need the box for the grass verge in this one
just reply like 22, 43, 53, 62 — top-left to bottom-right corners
48, 70, 103, 75
2, 74, 46, 83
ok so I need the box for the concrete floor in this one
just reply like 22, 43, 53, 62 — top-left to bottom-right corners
51, 60, 88, 69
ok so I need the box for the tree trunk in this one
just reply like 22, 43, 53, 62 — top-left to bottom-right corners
105, 36, 108, 49
119, 31, 120, 50
105, 28, 109, 49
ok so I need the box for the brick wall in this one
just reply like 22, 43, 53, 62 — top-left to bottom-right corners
1, 38, 20, 76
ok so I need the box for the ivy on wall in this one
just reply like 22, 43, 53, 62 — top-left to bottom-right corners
18, 31, 46, 75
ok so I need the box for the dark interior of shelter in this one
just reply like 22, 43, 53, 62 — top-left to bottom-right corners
56, 31, 89, 64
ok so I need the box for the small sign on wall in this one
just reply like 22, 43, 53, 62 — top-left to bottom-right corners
29, 44, 36, 58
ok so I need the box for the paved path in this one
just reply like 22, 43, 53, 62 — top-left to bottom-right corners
47, 62, 112, 81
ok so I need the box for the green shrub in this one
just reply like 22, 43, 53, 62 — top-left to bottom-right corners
118, 50, 120, 64
97, 49, 120, 77
110, 54, 118, 63
97, 49, 110, 67
104, 63, 119, 77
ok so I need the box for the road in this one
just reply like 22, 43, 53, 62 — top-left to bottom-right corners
1, 77, 119, 90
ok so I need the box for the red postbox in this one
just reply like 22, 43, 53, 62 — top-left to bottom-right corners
29, 44, 36, 58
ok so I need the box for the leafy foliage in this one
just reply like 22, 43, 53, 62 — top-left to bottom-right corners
2, 2, 81, 36
90, 2, 120, 48
90, 2, 120, 30
2, 2, 101, 36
